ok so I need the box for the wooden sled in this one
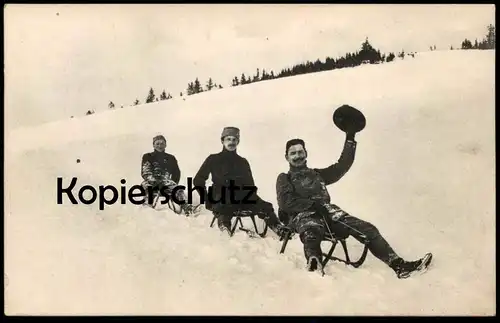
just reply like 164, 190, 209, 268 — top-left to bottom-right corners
279, 219, 370, 269
209, 210, 268, 238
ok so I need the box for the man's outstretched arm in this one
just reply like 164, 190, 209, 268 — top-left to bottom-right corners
315, 137, 357, 185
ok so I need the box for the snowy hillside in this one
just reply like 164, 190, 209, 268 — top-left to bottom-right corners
5, 50, 495, 315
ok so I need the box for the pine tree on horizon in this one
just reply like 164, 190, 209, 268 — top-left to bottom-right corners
194, 78, 202, 93
206, 77, 214, 91
146, 87, 156, 103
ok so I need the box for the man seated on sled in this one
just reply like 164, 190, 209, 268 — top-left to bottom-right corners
193, 126, 286, 236
276, 131, 432, 279
141, 134, 195, 214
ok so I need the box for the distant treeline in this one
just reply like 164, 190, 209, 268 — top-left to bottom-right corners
98, 38, 402, 115
430, 23, 495, 51
227, 38, 403, 88
84, 24, 494, 117
459, 23, 495, 50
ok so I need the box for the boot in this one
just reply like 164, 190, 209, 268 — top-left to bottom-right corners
216, 213, 232, 234
390, 253, 433, 279
304, 241, 324, 273
307, 256, 324, 274
299, 228, 324, 272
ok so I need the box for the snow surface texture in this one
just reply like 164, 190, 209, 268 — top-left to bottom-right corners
5, 50, 495, 315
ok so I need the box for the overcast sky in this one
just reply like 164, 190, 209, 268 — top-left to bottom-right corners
4, 4, 495, 131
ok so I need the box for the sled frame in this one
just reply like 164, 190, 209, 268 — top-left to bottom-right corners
150, 192, 199, 216
279, 225, 370, 269
210, 211, 269, 238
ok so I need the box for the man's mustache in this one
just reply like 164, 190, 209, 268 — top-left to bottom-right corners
293, 158, 305, 163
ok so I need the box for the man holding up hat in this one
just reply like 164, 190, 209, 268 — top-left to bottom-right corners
193, 126, 285, 236
276, 105, 432, 278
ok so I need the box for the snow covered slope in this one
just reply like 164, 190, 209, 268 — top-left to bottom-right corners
5, 50, 495, 315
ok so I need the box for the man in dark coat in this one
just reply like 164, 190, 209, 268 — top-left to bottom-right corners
193, 127, 284, 235
141, 134, 194, 214
276, 133, 432, 279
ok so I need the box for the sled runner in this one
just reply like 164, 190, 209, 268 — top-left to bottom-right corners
279, 218, 370, 269
166, 199, 202, 216
209, 210, 269, 238
148, 192, 202, 216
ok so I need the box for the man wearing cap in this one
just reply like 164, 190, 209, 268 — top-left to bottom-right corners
276, 133, 432, 278
193, 126, 285, 236
141, 135, 194, 214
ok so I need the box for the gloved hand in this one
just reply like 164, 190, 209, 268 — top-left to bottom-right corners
259, 212, 289, 238
311, 201, 330, 219
268, 220, 293, 240
275, 224, 295, 240
205, 201, 214, 211
211, 202, 224, 214
161, 177, 177, 188
346, 132, 356, 142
